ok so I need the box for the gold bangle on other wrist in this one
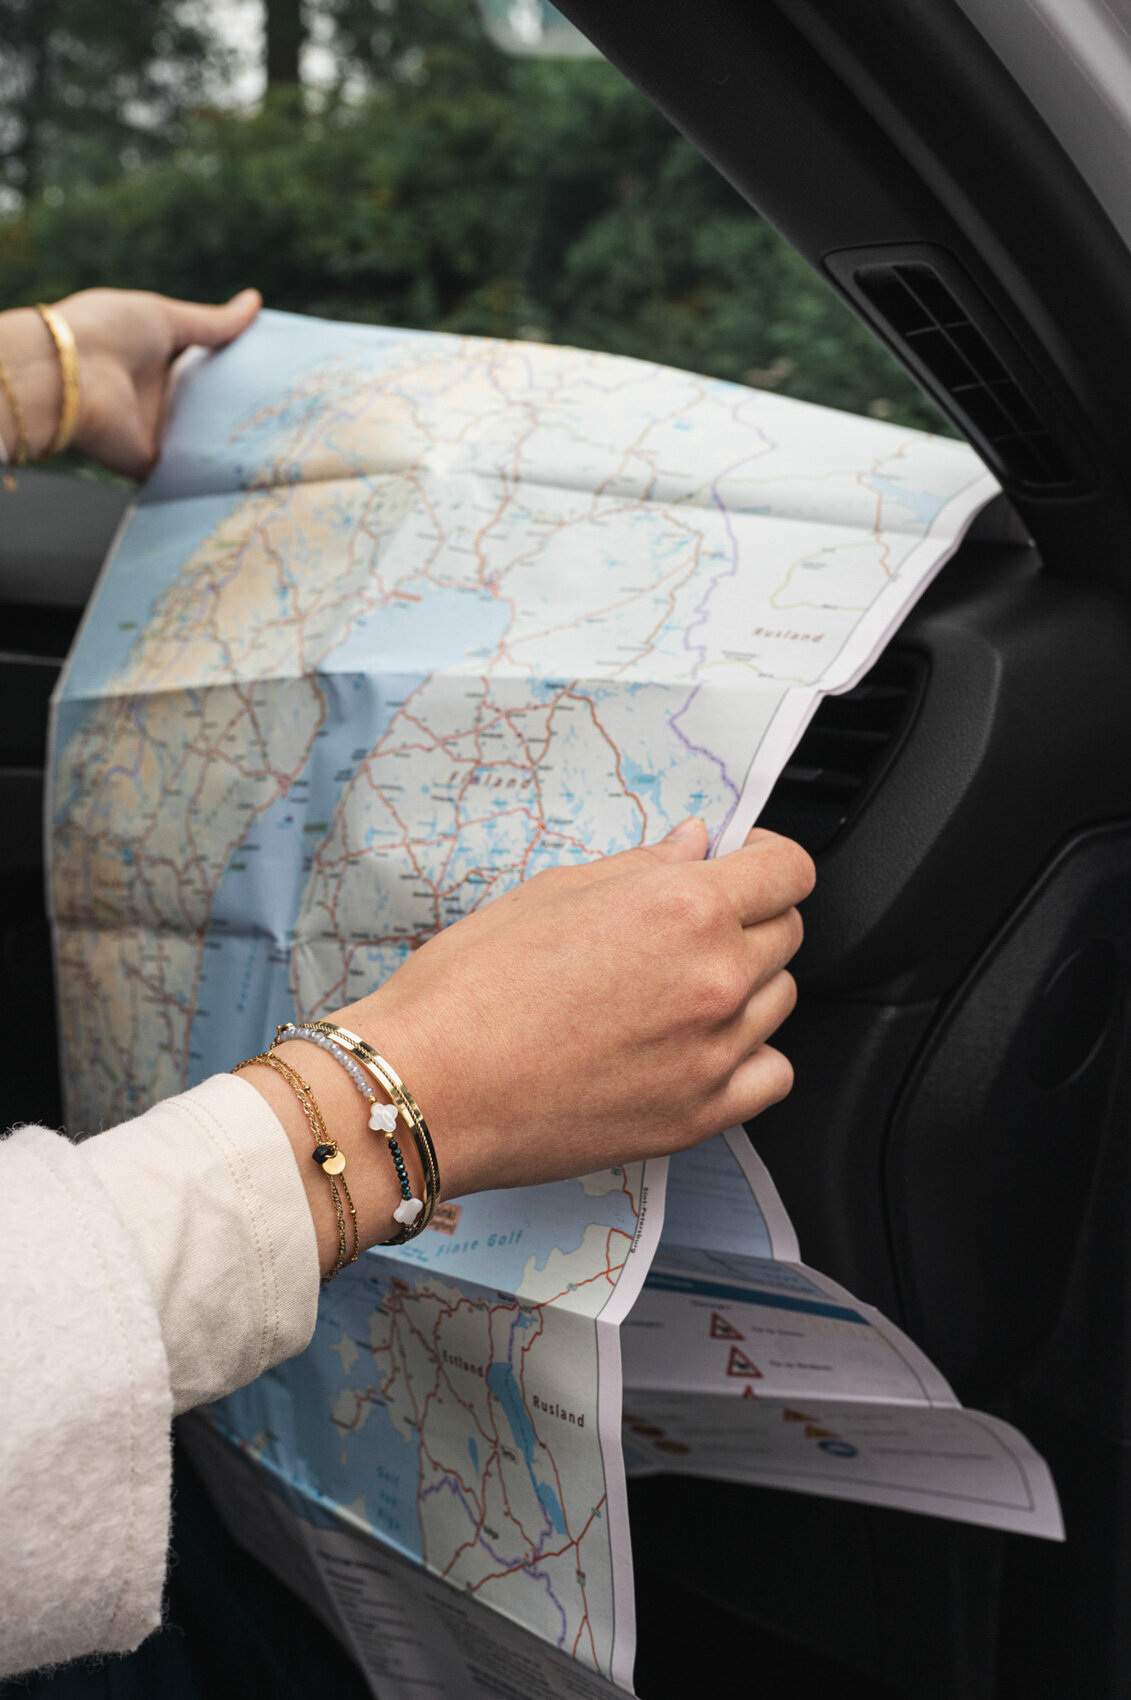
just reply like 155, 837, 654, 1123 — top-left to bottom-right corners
35, 303, 81, 458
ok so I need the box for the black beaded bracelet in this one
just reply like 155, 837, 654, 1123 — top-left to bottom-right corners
274, 1023, 430, 1240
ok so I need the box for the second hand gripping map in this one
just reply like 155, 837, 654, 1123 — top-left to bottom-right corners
49, 312, 1062, 1697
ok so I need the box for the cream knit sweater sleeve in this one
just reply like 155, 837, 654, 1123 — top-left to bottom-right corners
0, 1073, 319, 1679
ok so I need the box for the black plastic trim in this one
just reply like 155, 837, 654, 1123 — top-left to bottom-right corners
832, 247, 1094, 496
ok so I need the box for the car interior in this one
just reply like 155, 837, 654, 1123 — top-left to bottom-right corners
553, 1, 1131, 1694
3, 0, 1131, 1694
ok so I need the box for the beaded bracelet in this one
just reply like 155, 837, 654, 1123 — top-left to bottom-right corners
275, 1021, 440, 1242
232, 1050, 359, 1282
274, 1024, 422, 1228
303, 1021, 441, 1236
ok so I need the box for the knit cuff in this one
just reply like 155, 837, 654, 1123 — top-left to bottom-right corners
0, 1125, 171, 1674
82, 1073, 320, 1415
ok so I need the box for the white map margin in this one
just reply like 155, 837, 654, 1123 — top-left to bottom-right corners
715, 464, 1002, 858
591, 1154, 670, 1691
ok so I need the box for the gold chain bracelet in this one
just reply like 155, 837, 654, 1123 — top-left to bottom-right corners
233, 1050, 359, 1282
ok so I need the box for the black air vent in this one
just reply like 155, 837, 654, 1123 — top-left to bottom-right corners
759, 649, 925, 856
852, 260, 1085, 495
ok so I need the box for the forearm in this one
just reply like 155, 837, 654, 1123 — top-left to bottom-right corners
0, 306, 65, 459
0, 286, 263, 477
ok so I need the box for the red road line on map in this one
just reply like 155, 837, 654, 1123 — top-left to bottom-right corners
464, 1497, 608, 1596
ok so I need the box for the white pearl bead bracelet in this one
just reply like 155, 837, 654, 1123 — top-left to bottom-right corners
275, 1023, 425, 1230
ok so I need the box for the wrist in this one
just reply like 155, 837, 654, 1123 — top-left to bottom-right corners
241, 1042, 406, 1279
0, 307, 64, 460
325, 989, 481, 1203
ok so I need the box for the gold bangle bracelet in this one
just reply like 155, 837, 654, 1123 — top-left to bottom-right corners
304, 1020, 441, 1239
35, 303, 81, 458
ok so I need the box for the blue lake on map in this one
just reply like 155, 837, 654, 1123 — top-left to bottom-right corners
487, 1362, 568, 1541
864, 473, 949, 527
213, 1255, 578, 1565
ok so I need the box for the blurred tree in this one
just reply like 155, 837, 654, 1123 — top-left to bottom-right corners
266, 0, 306, 89
320, 0, 507, 96
0, 0, 220, 201
0, 0, 944, 434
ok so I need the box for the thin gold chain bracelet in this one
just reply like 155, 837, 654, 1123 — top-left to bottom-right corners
233, 1050, 359, 1282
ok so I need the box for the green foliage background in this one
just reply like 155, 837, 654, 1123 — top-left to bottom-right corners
0, 0, 945, 435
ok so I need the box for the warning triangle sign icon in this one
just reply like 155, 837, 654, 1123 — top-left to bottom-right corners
710, 1312, 744, 1341
726, 1346, 763, 1379
742, 1384, 758, 1399
783, 1408, 819, 1424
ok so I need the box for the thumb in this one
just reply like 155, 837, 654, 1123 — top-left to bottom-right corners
649, 814, 711, 863
603, 816, 711, 875
535, 815, 710, 895
161, 288, 262, 354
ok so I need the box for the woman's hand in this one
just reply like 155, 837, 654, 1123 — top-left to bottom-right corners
346, 817, 812, 1193
260, 817, 814, 1272
0, 287, 261, 477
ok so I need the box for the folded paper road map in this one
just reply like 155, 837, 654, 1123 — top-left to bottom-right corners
49, 311, 1057, 1698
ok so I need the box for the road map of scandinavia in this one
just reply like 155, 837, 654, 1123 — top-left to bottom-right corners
48, 310, 1006, 1688
213, 1160, 661, 1685
50, 310, 996, 1134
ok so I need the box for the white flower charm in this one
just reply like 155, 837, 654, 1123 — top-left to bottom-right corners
368, 1101, 399, 1133
393, 1196, 424, 1226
